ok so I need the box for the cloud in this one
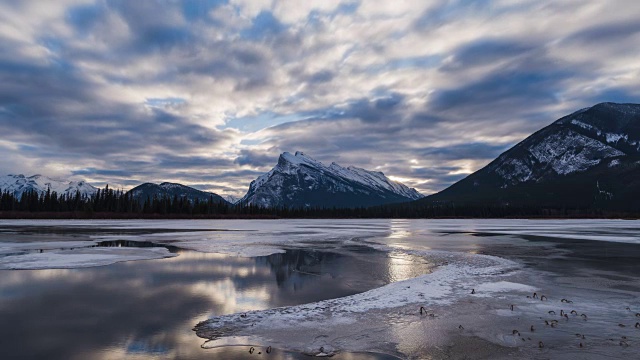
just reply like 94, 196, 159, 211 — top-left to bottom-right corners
240, 11, 286, 41
417, 143, 510, 161
430, 54, 577, 115
440, 39, 535, 71
0, 0, 639, 196
307, 69, 335, 84
234, 149, 277, 167
564, 20, 640, 45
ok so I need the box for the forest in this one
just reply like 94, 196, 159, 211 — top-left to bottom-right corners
0, 186, 635, 219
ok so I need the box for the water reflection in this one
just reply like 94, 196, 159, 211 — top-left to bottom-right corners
385, 252, 434, 283
388, 219, 411, 240
0, 245, 406, 360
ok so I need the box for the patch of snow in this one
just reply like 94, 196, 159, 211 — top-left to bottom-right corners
0, 247, 175, 270
570, 119, 601, 135
528, 130, 624, 175
0, 241, 99, 255
605, 133, 628, 143
473, 281, 537, 295
494, 158, 532, 184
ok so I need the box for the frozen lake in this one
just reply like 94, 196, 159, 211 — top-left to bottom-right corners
1, 219, 639, 359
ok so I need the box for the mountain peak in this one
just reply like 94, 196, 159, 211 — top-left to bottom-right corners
241, 152, 423, 208
278, 151, 323, 167
555, 102, 640, 146
559, 102, 640, 125
592, 101, 640, 110
280, 151, 311, 161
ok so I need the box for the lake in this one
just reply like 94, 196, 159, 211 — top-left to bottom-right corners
1, 219, 639, 359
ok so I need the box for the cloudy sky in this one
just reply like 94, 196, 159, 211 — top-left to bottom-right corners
1, 1, 639, 197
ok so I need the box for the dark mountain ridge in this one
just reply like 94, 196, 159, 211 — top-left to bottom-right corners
127, 182, 229, 205
417, 102, 640, 211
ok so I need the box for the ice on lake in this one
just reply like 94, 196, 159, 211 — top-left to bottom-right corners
1, 219, 640, 359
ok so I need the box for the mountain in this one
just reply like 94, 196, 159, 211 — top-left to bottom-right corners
224, 195, 241, 205
127, 182, 229, 204
239, 151, 423, 208
419, 102, 640, 211
0, 174, 98, 199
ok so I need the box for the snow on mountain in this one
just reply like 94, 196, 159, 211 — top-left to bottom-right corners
490, 128, 625, 185
486, 102, 638, 187
422, 102, 640, 209
0, 174, 98, 199
240, 151, 423, 208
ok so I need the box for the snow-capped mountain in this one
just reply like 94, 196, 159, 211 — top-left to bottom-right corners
127, 182, 229, 204
224, 195, 241, 205
0, 174, 98, 199
239, 151, 423, 208
421, 102, 640, 210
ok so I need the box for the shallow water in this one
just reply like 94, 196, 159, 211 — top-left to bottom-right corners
0, 223, 429, 360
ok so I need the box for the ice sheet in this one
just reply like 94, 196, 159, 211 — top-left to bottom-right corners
0, 219, 391, 268
413, 219, 640, 245
194, 249, 526, 356
0, 247, 175, 270
2, 218, 640, 272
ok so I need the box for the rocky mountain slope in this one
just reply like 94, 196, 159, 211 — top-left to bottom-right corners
239, 151, 423, 208
419, 102, 640, 210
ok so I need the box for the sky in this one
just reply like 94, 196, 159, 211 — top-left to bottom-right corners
1, 0, 639, 198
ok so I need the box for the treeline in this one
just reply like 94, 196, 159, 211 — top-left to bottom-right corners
261, 203, 635, 218
0, 186, 231, 215
0, 187, 637, 219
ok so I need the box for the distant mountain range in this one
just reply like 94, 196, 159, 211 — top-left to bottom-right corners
3, 102, 639, 213
1, 156, 422, 209
127, 182, 229, 205
0, 174, 98, 199
418, 102, 640, 211
238, 151, 423, 208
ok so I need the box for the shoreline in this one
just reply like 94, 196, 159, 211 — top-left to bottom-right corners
2, 220, 639, 359
1, 211, 639, 220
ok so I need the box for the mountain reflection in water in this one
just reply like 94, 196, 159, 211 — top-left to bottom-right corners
0, 243, 423, 360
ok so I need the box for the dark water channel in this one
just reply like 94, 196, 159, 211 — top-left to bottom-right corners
0, 239, 415, 359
